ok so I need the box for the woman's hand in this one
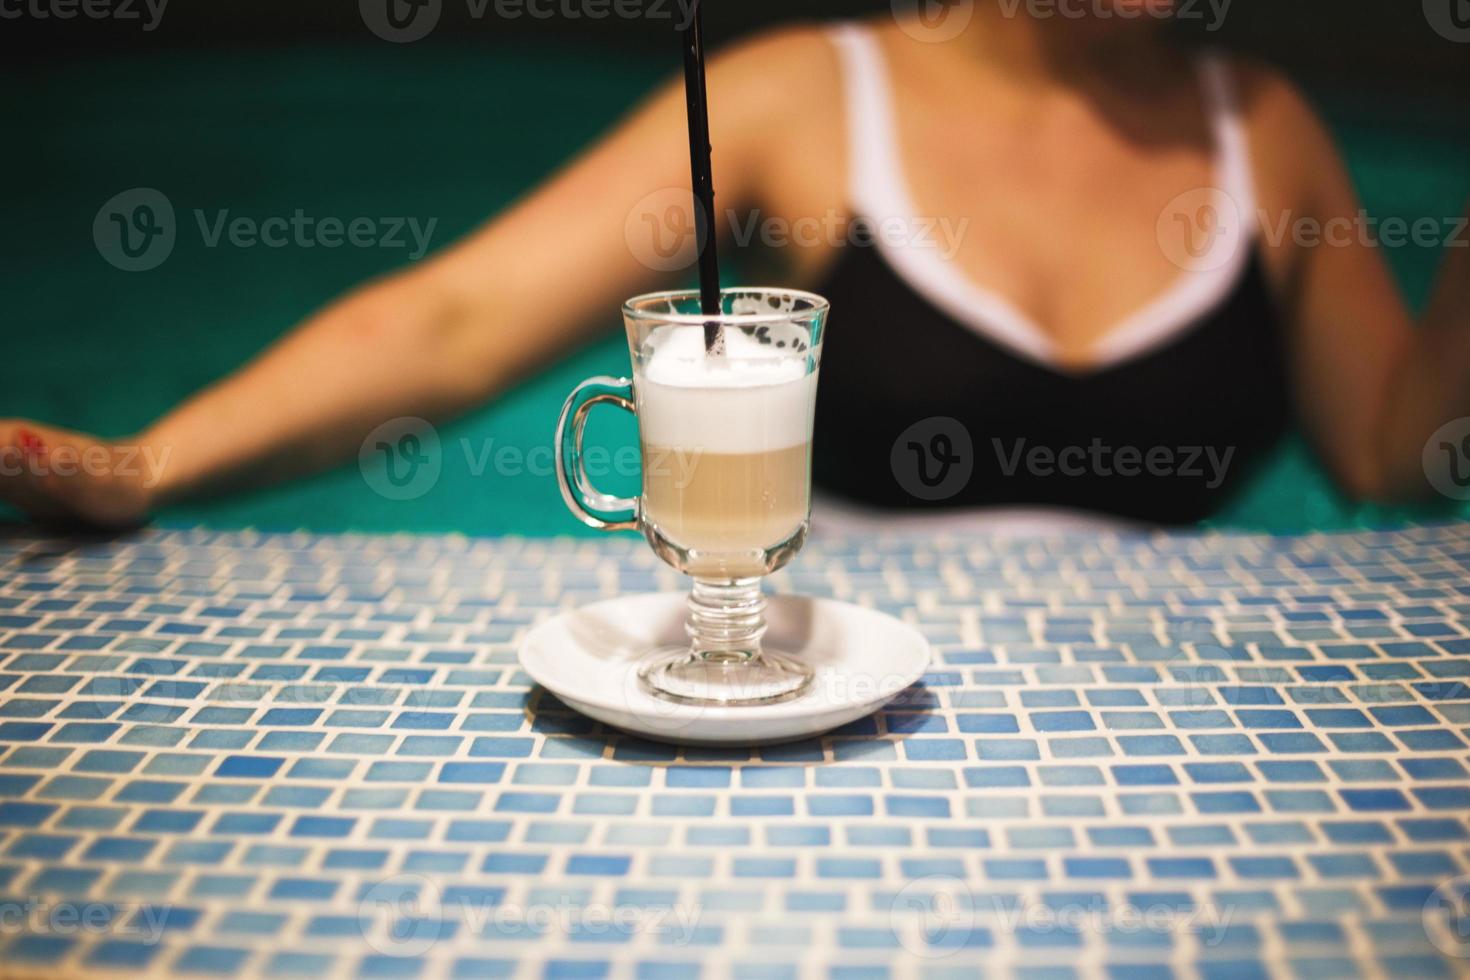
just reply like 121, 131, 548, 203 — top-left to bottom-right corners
0, 421, 162, 528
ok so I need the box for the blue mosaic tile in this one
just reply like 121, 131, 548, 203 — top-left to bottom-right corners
2, 525, 1469, 976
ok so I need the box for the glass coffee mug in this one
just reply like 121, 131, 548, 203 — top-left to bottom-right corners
556, 287, 829, 706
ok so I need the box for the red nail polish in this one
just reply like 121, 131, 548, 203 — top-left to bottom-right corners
15, 428, 45, 457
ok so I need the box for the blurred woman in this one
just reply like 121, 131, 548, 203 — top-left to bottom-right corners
3, 0, 1469, 526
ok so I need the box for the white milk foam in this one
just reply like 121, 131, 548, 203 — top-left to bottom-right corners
636, 325, 816, 453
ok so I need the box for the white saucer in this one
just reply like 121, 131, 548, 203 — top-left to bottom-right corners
518, 593, 931, 746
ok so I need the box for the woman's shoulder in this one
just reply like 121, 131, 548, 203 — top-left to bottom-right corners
692, 22, 851, 219
1214, 53, 1347, 214
708, 21, 844, 87
1218, 55, 1326, 129
1216, 55, 1340, 166
700, 21, 846, 130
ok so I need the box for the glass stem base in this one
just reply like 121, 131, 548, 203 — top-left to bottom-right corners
638, 578, 813, 705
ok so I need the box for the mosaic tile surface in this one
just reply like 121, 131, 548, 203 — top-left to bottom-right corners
1, 524, 1469, 979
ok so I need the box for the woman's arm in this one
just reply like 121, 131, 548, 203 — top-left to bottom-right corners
1245, 65, 1470, 500
1387, 205, 1470, 488
0, 26, 831, 526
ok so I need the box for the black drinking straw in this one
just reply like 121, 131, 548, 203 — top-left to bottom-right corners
680, 0, 723, 354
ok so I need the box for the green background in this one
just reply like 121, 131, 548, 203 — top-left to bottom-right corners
3, 14, 1468, 535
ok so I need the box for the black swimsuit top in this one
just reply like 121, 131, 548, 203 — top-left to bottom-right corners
809, 26, 1291, 525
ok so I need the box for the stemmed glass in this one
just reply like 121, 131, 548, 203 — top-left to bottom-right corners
555, 287, 828, 705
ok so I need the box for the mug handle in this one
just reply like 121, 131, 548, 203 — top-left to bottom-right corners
555, 376, 639, 531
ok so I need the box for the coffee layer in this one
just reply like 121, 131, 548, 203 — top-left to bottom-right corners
641, 442, 810, 566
